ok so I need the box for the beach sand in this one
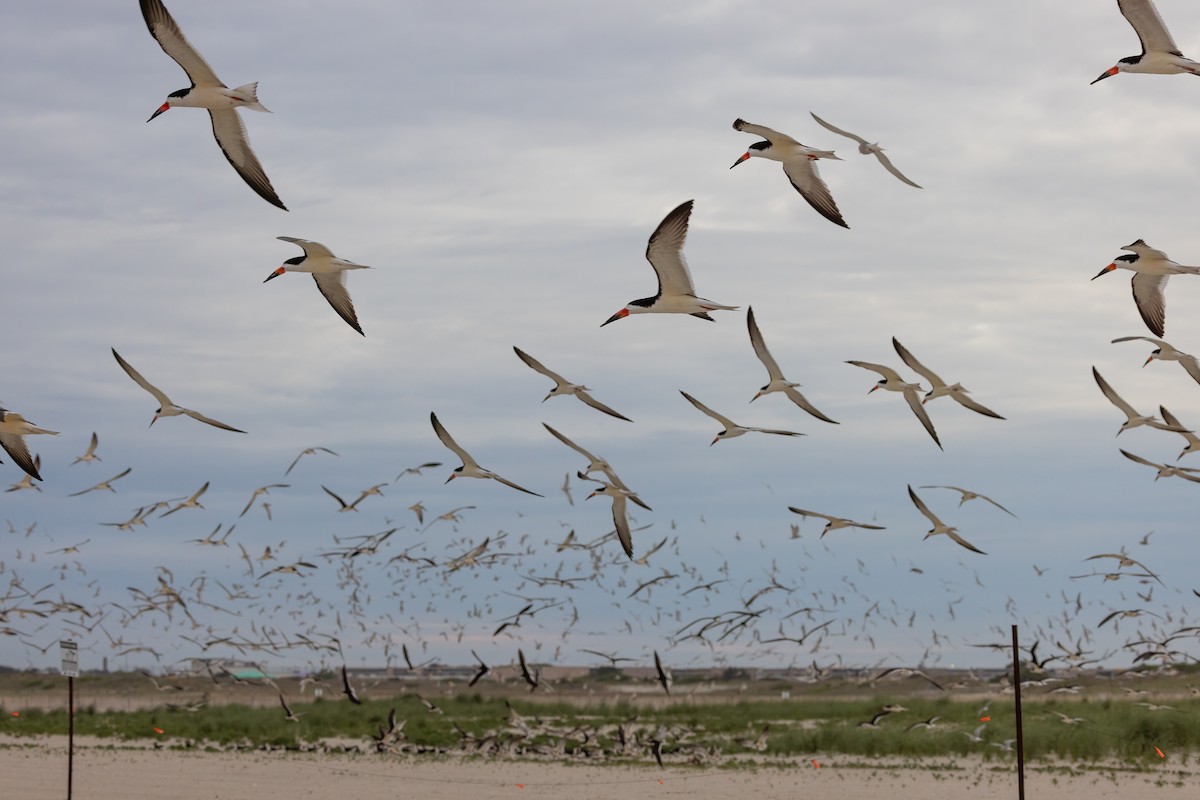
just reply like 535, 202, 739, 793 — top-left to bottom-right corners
2, 737, 1196, 799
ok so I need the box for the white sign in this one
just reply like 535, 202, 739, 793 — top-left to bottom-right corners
60, 640, 79, 677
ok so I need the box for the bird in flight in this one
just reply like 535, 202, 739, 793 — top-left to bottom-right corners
139, 0, 286, 209
111, 348, 246, 433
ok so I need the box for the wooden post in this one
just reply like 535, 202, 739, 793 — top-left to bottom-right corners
1011, 624, 1025, 800
67, 675, 74, 800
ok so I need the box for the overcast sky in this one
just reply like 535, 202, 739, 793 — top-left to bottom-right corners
2, 1, 1200, 675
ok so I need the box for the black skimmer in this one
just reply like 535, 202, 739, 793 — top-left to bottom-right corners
809, 112, 922, 188
512, 347, 631, 421
0, 407, 57, 481
1092, 0, 1200, 83
1111, 335, 1200, 385
891, 338, 1005, 419
585, 480, 643, 559
1092, 239, 1200, 337
679, 390, 804, 445
602, 200, 737, 326
1092, 366, 1188, 435
787, 507, 885, 538
845, 360, 942, 449
746, 307, 838, 423
111, 348, 246, 432
907, 485, 987, 555
140, 0, 286, 209
265, 237, 370, 335
70, 432, 101, 466
284, 446, 338, 476
917, 485, 1017, 518
430, 412, 543, 496
730, 118, 847, 228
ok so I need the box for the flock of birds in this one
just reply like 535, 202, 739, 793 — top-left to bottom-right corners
5, 0, 1200, 755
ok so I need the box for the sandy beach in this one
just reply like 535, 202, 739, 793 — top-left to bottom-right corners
2, 736, 1196, 800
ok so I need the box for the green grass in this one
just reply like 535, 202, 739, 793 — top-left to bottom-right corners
3, 692, 1197, 762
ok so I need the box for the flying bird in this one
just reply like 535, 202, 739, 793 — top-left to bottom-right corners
1111, 335, 1200, 386
680, 391, 804, 445
1158, 406, 1200, 460
1092, 239, 1200, 337
907, 485, 987, 555
0, 407, 57, 481
69, 467, 132, 497
264, 237, 370, 336
139, 0, 286, 209
602, 200, 738, 326
1119, 449, 1200, 483
7, 456, 41, 492
71, 432, 102, 466
730, 118, 847, 227
111, 348, 246, 433
788, 507, 885, 538
467, 650, 490, 687
284, 447, 338, 476
160, 481, 209, 517
1092, 0, 1200, 84
431, 412, 543, 496
746, 307, 837, 423
512, 347, 631, 421
1093, 366, 1187, 436
586, 480, 642, 559
845, 360, 941, 449
891, 338, 1004, 419
918, 486, 1017, 518
653, 650, 672, 695
809, 112, 921, 188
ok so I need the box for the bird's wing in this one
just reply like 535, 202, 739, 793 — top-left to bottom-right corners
782, 387, 839, 423
542, 423, 599, 462
947, 531, 987, 555
575, 391, 633, 422
1110, 335, 1164, 346
902, 388, 942, 449
872, 150, 922, 189
513, 347, 567, 385
951, 392, 1005, 420
745, 426, 805, 437
781, 158, 848, 228
1118, 0, 1180, 55
431, 413, 478, 469
788, 507, 835, 523
1093, 367, 1139, 417
907, 485, 943, 527
490, 472, 544, 497
611, 493, 634, 559
645, 200, 698, 298
139, 0, 223, 87
112, 348, 171, 407
680, 391, 736, 428
322, 485, 349, 508
208, 109, 287, 211
746, 307, 784, 380
891, 338, 944, 388
181, 407, 246, 433
1119, 449, 1160, 468
733, 118, 800, 146
846, 360, 904, 383
977, 493, 1017, 518
277, 237, 334, 259
809, 112, 867, 145
1177, 355, 1200, 386
0, 434, 40, 480
1129, 273, 1167, 338
312, 272, 364, 336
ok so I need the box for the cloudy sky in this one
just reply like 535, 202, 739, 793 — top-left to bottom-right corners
2, 1, 1200, 675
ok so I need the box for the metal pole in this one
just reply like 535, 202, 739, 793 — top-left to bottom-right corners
67, 675, 74, 800
1011, 624, 1025, 800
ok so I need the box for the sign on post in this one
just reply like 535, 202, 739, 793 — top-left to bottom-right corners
60, 640, 79, 677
